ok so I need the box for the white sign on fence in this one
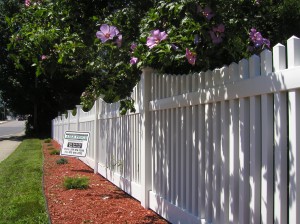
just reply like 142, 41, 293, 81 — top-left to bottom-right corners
61, 131, 90, 157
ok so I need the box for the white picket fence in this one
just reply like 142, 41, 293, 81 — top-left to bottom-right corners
52, 36, 300, 224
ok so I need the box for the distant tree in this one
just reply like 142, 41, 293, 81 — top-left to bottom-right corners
2, 0, 98, 135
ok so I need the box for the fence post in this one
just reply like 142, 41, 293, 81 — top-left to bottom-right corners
140, 67, 152, 208
93, 99, 99, 174
76, 105, 82, 131
67, 110, 73, 131
287, 35, 300, 224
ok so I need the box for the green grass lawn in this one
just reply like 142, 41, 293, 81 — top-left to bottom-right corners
0, 139, 49, 224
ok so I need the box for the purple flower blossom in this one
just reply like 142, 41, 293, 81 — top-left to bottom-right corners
130, 57, 138, 65
210, 24, 225, 44
249, 28, 270, 48
146, 29, 168, 49
186, 48, 196, 65
96, 24, 120, 43
25, 0, 30, 7
130, 43, 137, 51
249, 28, 263, 46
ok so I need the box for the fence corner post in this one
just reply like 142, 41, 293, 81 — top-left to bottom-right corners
140, 67, 153, 208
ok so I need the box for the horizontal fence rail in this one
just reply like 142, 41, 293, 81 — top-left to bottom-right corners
52, 35, 300, 224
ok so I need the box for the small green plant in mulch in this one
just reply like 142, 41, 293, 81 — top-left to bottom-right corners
63, 176, 89, 190
44, 138, 52, 143
56, 158, 68, 165
47, 147, 55, 150
49, 149, 60, 155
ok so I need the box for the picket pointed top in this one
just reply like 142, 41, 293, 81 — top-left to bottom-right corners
287, 35, 300, 68
220, 65, 229, 84
273, 43, 286, 72
205, 69, 213, 88
260, 49, 272, 76
238, 58, 249, 80
228, 62, 239, 82
249, 54, 260, 78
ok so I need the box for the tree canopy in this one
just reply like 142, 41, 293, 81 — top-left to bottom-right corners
1, 0, 300, 135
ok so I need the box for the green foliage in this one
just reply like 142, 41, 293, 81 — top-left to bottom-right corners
0, 139, 49, 223
44, 138, 51, 143
120, 98, 136, 115
3, 0, 300, 116
50, 149, 60, 155
56, 158, 68, 164
63, 176, 89, 189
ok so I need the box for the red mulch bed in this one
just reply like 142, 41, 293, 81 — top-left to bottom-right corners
43, 140, 169, 224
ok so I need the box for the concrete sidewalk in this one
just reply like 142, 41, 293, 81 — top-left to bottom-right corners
0, 132, 24, 163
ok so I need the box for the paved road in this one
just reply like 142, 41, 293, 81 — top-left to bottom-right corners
0, 120, 25, 163
0, 120, 25, 138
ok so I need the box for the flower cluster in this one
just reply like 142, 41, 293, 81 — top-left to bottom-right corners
130, 43, 138, 65
95, 5, 271, 70
249, 28, 270, 51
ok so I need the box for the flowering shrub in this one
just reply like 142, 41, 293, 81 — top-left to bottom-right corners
84, 0, 300, 111
105, 0, 300, 76
6, 0, 300, 114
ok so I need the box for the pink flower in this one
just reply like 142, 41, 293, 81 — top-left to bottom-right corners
186, 48, 196, 65
130, 57, 138, 65
130, 43, 137, 51
96, 24, 120, 43
41, 55, 47, 60
146, 29, 168, 49
25, 0, 30, 7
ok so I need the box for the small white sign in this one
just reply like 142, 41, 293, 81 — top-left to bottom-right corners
61, 131, 90, 157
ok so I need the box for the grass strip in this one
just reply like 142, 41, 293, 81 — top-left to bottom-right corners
0, 139, 49, 224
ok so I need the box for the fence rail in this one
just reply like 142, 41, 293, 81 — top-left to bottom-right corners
53, 35, 300, 224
